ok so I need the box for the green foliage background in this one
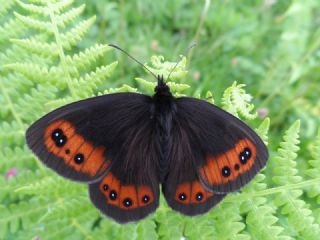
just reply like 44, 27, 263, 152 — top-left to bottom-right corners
0, 0, 320, 239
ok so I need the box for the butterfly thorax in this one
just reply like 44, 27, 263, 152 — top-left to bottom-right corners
153, 75, 172, 99
152, 75, 176, 182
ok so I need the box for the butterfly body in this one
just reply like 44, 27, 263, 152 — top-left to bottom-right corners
151, 76, 177, 181
26, 75, 268, 223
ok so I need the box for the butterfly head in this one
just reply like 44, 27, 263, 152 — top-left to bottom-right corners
154, 75, 172, 98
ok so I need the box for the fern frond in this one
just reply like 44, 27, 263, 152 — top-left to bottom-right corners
15, 175, 80, 197
17, 0, 49, 16
66, 44, 112, 73
256, 118, 270, 145
60, 16, 96, 50
155, 210, 184, 240
135, 77, 155, 93
57, 4, 85, 28
11, 38, 59, 56
135, 54, 189, 97
0, 0, 15, 17
205, 91, 215, 104
222, 82, 257, 120
0, 146, 33, 170
0, 205, 10, 238
16, 84, 58, 122
272, 121, 320, 239
0, 121, 26, 146
14, 12, 52, 33
145, 55, 188, 80
306, 129, 320, 202
74, 61, 118, 98
103, 84, 138, 94
49, 0, 74, 14
4, 63, 65, 87
136, 220, 158, 240
184, 216, 217, 240
208, 202, 249, 240
239, 173, 292, 240
167, 82, 190, 93
0, 18, 26, 43
272, 121, 301, 185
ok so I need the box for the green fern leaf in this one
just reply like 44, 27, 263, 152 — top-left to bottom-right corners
136, 219, 158, 240
11, 38, 59, 56
272, 121, 320, 239
50, 0, 74, 13
306, 129, 320, 202
4, 63, 66, 87
60, 16, 96, 50
256, 118, 271, 145
103, 84, 138, 94
66, 44, 112, 73
205, 91, 215, 104
0, 0, 15, 17
56, 4, 85, 28
14, 12, 52, 33
135, 77, 155, 94
16, 0, 49, 16
222, 82, 257, 120
208, 202, 249, 240
155, 210, 184, 240
0, 18, 26, 43
145, 55, 188, 80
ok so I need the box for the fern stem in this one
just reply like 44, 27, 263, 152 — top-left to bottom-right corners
48, 3, 77, 98
0, 82, 24, 129
227, 178, 320, 202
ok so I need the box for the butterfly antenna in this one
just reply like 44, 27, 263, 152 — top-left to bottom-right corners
108, 44, 158, 80
166, 42, 197, 81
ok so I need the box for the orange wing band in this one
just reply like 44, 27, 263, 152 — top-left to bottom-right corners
44, 120, 110, 176
174, 180, 214, 204
199, 139, 256, 185
99, 172, 154, 210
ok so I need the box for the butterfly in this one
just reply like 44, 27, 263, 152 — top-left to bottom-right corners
26, 48, 268, 223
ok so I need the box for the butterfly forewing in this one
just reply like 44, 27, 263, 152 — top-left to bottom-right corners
26, 93, 153, 183
174, 97, 269, 193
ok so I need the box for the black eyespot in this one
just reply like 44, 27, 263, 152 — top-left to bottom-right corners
51, 129, 67, 147
103, 184, 109, 191
109, 190, 117, 200
244, 148, 252, 158
196, 192, 203, 201
222, 166, 231, 177
234, 164, 240, 171
178, 193, 187, 201
74, 153, 84, 164
54, 135, 67, 147
123, 198, 133, 207
65, 149, 70, 154
142, 195, 150, 203
239, 147, 252, 164
51, 128, 63, 141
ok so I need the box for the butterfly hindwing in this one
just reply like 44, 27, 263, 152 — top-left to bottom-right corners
89, 170, 159, 223
162, 118, 226, 216
174, 97, 269, 193
89, 107, 161, 223
26, 93, 154, 183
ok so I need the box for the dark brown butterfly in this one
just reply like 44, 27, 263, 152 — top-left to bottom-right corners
26, 48, 268, 223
